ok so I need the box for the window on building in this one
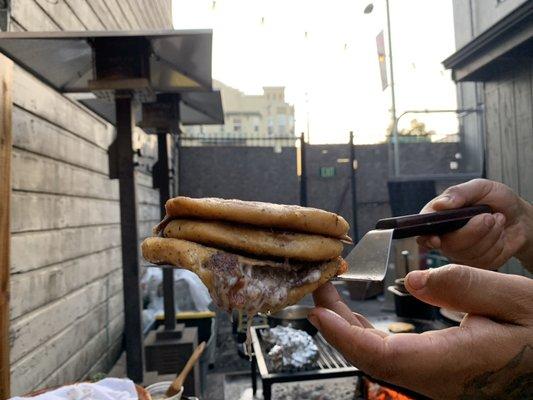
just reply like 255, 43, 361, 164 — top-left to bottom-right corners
252, 116, 260, 133
288, 116, 294, 126
233, 118, 242, 132
278, 114, 286, 135
268, 117, 274, 136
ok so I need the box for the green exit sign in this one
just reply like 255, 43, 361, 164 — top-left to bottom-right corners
319, 166, 336, 178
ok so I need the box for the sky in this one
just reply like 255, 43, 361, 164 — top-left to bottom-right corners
172, 0, 459, 144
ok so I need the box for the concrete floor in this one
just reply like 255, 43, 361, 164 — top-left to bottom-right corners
220, 372, 361, 400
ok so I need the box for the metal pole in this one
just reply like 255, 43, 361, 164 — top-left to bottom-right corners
349, 131, 359, 242
115, 94, 143, 383
385, 0, 399, 177
176, 134, 181, 196
156, 132, 176, 331
299, 132, 307, 206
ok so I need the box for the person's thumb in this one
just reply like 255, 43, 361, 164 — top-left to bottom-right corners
420, 178, 494, 213
405, 265, 532, 324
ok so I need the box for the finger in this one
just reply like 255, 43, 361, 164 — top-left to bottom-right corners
436, 213, 497, 254
441, 213, 505, 261
417, 234, 441, 250
352, 312, 375, 329
417, 213, 502, 254
309, 307, 462, 389
450, 227, 506, 269
308, 307, 390, 375
405, 264, 533, 323
420, 179, 496, 213
313, 282, 361, 326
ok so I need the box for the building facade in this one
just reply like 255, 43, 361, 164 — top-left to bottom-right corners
183, 81, 296, 145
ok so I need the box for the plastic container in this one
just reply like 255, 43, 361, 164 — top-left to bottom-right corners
145, 381, 183, 400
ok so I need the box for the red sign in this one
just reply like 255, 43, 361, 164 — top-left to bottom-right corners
376, 30, 388, 90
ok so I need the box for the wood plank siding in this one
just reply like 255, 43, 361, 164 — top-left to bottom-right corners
0, 54, 13, 400
483, 57, 533, 277
7, 0, 172, 395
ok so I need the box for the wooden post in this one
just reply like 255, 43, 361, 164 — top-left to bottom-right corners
0, 55, 13, 400
115, 94, 144, 383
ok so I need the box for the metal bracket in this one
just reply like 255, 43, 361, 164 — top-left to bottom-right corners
90, 37, 155, 103
138, 93, 181, 134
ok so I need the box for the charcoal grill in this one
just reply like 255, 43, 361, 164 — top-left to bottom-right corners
249, 325, 361, 400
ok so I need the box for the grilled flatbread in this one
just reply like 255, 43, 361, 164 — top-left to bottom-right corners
158, 197, 350, 239
162, 219, 343, 262
141, 237, 347, 315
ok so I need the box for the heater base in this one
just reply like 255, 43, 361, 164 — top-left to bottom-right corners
144, 325, 201, 396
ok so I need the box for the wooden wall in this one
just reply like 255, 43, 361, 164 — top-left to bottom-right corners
484, 58, 533, 277
0, 54, 13, 400
7, 0, 171, 395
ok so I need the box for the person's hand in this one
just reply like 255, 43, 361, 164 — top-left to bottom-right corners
417, 179, 533, 271
310, 266, 533, 400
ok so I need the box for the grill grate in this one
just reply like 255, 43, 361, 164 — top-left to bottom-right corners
314, 334, 351, 370
253, 326, 355, 375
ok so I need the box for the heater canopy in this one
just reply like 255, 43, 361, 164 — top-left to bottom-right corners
0, 30, 212, 92
72, 91, 224, 128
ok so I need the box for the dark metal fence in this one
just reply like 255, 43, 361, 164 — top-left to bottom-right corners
179, 132, 299, 148
176, 131, 360, 241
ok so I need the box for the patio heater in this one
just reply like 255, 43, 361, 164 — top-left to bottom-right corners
0, 30, 213, 383
76, 90, 223, 376
138, 92, 223, 376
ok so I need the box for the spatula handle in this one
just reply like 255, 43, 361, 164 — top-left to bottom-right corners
375, 205, 492, 239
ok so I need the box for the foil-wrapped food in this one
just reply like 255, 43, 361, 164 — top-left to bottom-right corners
262, 325, 319, 372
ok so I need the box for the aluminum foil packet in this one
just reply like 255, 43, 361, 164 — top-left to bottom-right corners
263, 325, 319, 372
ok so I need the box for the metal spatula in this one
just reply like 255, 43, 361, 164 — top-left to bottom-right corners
337, 205, 491, 282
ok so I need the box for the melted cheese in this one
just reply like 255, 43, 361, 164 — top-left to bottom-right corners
204, 252, 323, 315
